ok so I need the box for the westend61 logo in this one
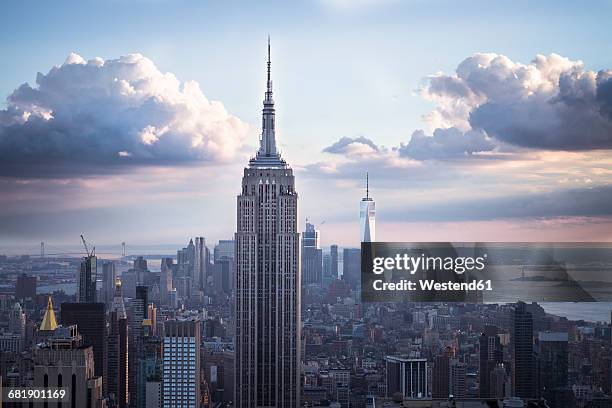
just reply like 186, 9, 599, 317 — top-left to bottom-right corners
372, 253, 487, 275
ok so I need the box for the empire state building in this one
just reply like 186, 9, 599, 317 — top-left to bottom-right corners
235, 39, 301, 407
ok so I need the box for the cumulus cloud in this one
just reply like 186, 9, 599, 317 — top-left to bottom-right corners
399, 127, 495, 160
0, 52, 249, 177
422, 53, 612, 150
322, 136, 380, 157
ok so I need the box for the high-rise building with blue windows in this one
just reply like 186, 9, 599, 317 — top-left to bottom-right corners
162, 318, 200, 408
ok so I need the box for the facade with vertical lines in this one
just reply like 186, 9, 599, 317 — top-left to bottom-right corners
162, 318, 201, 408
234, 39, 301, 407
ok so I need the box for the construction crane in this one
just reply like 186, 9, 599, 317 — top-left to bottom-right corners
80, 234, 95, 257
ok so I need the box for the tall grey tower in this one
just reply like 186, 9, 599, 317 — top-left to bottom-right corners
235, 38, 301, 407
360, 172, 375, 242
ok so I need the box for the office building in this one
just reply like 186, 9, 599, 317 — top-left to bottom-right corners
234, 39, 301, 407
160, 258, 173, 306
60, 302, 107, 392
176, 239, 196, 299
223, 351, 235, 404
302, 221, 322, 286
450, 359, 467, 398
432, 353, 450, 398
194, 237, 207, 291
137, 321, 161, 408
128, 286, 149, 408
479, 326, 503, 398
330, 245, 339, 280
490, 363, 507, 398
162, 318, 201, 408
342, 248, 361, 289
329, 369, 350, 408
513, 301, 535, 398
360, 173, 375, 242
15, 273, 37, 299
212, 256, 234, 295
102, 261, 117, 305
537, 332, 568, 400
146, 381, 162, 408
322, 252, 332, 288
214, 240, 235, 262
108, 282, 129, 408
0, 333, 24, 353
78, 255, 97, 303
385, 356, 428, 399
9, 302, 26, 336
34, 324, 104, 408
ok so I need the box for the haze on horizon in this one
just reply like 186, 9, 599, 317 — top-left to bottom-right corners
1, 0, 612, 249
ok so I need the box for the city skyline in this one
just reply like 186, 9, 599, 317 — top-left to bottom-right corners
1, 1, 612, 248
2, 4, 612, 406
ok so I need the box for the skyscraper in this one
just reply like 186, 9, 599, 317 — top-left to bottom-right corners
234, 38, 301, 407
194, 236, 206, 291
360, 173, 375, 242
78, 255, 97, 303
385, 356, 428, 399
134, 256, 150, 287
479, 325, 503, 398
450, 359, 467, 399
137, 323, 161, 408
330, 245, 339, 279
177, 239, 196, 299
302, 221, 322, 286
323, 244, 339, 288
9, 302, 26, 336
537, 332, 568, 401
130, 286, 149, 408
162, 318, 201, 408
60, 302, 107, 391
433, 348, 454, 399
342, 248, 361, 289
108, 281, 129, 408
212, 256, 234, 295
214, 240, 235, 262
513, 301, 535, 398
15, 273, 36, 299
34, 325, 104, 408
102, 261, 117, 305
160, 258, 173, 306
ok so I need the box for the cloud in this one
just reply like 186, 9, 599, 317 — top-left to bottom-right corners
383, 185, 612, 222
0, 53, 249, 177
422, 53, 612, 150
316, 53, 612, 166
322, 136, 380, 156
399, 127, 496, 160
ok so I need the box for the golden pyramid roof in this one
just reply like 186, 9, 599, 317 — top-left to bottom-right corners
40, 296, 58, 331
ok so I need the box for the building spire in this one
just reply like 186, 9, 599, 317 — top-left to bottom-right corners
257, 36, 278, 159
366, 172, 369, 199
267, 35, 271, 93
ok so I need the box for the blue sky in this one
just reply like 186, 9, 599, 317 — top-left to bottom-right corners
2, 0, 611, 156
1, 0, 612, 248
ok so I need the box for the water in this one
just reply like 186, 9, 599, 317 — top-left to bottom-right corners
540, 302, 612, 323
37, 282, 76, 295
